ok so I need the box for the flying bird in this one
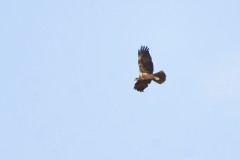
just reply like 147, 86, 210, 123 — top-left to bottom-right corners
134, 46, 166, 92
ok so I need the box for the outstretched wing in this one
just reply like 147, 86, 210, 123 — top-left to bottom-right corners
134, 80, 151, 92
138, 46, 153, 74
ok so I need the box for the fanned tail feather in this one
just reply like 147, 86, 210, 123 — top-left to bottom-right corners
153, 70, 166, 84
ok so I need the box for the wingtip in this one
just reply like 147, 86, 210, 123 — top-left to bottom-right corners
140, 45, 149, 52
133, 88, 144, 92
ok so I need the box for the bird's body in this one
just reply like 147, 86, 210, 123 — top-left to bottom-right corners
133, 46, 166, 92
136, 72, 159, 81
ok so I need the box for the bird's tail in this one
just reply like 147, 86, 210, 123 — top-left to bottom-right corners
153, 70, 166, 84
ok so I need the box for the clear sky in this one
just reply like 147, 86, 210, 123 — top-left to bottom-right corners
1, 0, 240, 160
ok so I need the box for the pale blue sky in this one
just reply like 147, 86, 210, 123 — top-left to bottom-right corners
1, 0, 240, 160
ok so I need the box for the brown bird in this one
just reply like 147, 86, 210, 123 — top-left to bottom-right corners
134, 46, 166, 92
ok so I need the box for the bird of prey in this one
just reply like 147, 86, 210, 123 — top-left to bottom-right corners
134, 46, 166, 92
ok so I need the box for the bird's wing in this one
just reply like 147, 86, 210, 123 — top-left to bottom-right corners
134, 80, 151, 92
138, 46, 154, 74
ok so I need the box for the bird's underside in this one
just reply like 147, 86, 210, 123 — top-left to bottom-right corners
133, 46, 166, 92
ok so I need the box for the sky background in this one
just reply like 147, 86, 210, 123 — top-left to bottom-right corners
1, 0, 240, 160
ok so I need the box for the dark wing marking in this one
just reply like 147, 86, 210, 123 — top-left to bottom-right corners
138, 46, 153, 74
134, 80, 152, 92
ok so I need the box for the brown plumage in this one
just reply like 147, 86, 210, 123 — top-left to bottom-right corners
134, 46, 166, 92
